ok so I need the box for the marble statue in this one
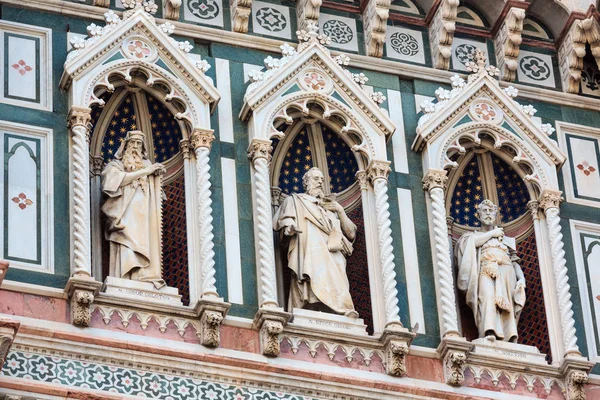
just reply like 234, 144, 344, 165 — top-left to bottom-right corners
456, 200, 526, 342
101, 130, 166, 289
273, 167, 358, 317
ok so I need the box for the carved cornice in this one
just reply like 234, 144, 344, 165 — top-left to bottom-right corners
367, 160, 391, 182
247, 139, 273, 162
538, 189, 564, 211
422, 168, 448, 191
68, 106, 92, 130
191, 128, 215, 150
231, 0, 252, 33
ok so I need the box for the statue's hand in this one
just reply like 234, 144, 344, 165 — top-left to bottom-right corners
516, 280, 525, 288
490, 227, 504, 239
284, 225, 302, 236
322, 200, 344, 214
149, 163, 166, 176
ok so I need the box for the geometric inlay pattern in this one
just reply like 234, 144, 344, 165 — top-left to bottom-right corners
455, 43, 477, 67
162, 174, 190, 305
491, 154, 529, 224
519, 55, 551, 82
389, 32, 419, 56
1, 352, 319, 399
187, 0, 220, 19
322, 20, 353, 45
450, 157, 484, 227
517, 232, 552, 363
255, 7, 287, 32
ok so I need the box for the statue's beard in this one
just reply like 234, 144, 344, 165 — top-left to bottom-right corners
307, 187, 324, 199
123, 147, 144, 172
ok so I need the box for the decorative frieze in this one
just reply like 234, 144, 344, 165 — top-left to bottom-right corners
362, 0, 390, 57
296, 0, 321, 32
231, 0, 252, 33
494, 7, 526, 82
429, 0, 459, 70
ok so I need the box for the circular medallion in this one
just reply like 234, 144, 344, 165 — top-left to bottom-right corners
123, 39, 154, 60
455, 44, 477, 66
519, 55, 551, 81
322, 20, 353, 44
256, 7, 287, 32
187, 0, 220, 19
302, 72, 328, 91
390, 32, 419, 56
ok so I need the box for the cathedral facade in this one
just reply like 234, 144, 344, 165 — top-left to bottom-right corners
1, 0, 600, 399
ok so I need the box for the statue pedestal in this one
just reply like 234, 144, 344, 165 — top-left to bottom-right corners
291, 308, 367, 335
102, 276, 182, 307
471, 337, 548, 365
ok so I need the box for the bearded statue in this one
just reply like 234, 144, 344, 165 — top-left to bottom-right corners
101, 130, 166, 289
273, 167, 359, 317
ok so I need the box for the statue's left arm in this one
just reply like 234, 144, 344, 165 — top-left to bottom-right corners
324, 201, 356, 241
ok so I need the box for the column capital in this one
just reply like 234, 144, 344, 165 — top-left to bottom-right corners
367, 160, 391, 182
356, 170, 369, 190
90, 156, 105, 176
527, 200, 540, 221
191, 128, 215, 150
247, 138, 272, 162
423, 168, 448, 191
179, 139, 191, 159
68, 106, 92, 129
538, 189, 563, 211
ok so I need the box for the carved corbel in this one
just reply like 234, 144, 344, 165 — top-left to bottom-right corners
494, 7, 526, 82
0, 317, 20, 373
560, 355, 594, 400
164, 0, 182, 20
253, 308, 291, 357
92, 0, 110, 7
380, 328, 415, 377
297, 0, 322, 31
65, 277, 102, 327
231, 0, 252, 33
437, 336, 474, 386
429, 0, 459, 70
363, 0, 391, 57
559, 19, 588, 93
194, 298, 231, 348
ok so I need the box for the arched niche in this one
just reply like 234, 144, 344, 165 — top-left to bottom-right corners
240, 28, 414, 350
412, 58, 586, 372
59, 5, 224, 312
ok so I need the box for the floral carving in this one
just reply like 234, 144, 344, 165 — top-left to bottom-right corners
125, 39, 152, 59
260, 319, 284, 356
577, 160, 597, 176
11, 60, 33, 76
445, 351, 467, 386
199, 310, 224, 348
72, 291, 95, 327
385, 340, 409, 376
303, 72, 327, 90
11, 193, 33, 210
473, 103, 497, 121
567, 370, 588, 400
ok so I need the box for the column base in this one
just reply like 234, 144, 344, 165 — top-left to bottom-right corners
64, 277, 102, 327
193, 297, 231, 348
380, 325, 416, 377
437, 336, 474, 386
253, 307, 292, 357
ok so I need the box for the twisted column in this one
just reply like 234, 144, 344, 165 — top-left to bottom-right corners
68, 107, 93, 278
423, 169, 459, 337
368, 161, 402, 328
248, 139, 278, 307
539, 190, 580, 356
192, 129, 219, 298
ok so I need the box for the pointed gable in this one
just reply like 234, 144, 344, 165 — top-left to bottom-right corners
240, 23, 395, 140
59, 4, 219, 112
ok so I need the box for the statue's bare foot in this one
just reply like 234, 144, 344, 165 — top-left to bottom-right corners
345, 310, 359, 318
484, 334, 496, 342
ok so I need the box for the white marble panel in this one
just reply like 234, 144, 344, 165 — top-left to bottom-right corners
6, 36, 37, 101
215, 59, 234, 143
517, 50, 555, 88
451, 37, 487, 72
252, 1, 292, 39
397, 188, 425, 333
221, 158, 244, 304
318, 14, 358, 52
183, 0, 224, 27
566, 136, 600, 200
385, 26, 425, 64
387, 90, 408, 174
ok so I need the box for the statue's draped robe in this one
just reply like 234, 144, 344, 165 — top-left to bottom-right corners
101, 159, 165, 288
456, 233, 525, 341
274, 194, 356, 315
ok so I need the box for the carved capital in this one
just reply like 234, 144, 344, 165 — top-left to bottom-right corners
164, 0, 182, 20
527, 200, 540, 221
179, 139, 191, 159
538, 189, 564, 212
422, 169, 448, 191
65, 277, 102, 327
0, 317, 20, 372
90, 156, 105, 176
191, 128, 215, 150
271, 187, 283, 207
367, 160, 391, 183
567, 370, 588, 400
247, 139, 272, 162
356, 170, 369, 190
0, 260, 9, 287
68, 106, 92, 130
194, 298, 230, 348
253, 307, 291, 357
231, 0, 252, 33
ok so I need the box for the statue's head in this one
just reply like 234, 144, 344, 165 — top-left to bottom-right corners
302, 167, 325, 198
475, 199, 498, 227
114, 130, 148, 171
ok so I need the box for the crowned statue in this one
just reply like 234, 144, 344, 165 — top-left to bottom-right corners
455, 200, 526, 342
101, 130, 166, 289
273, 167, 358, 317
